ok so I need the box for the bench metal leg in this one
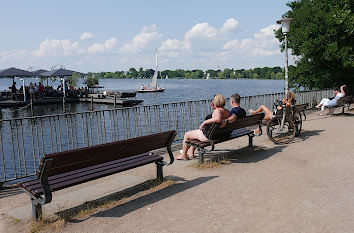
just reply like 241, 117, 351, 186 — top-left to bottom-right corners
156, 162, 163, 182
248, 134, 254, 147
31, 198, 42, 220
198, 149, 204, 163
342, 106, 345, 114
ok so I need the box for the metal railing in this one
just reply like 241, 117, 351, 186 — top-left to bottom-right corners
0, 89, 333, 183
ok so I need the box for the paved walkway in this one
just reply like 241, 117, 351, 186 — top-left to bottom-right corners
1, 109, 354, 233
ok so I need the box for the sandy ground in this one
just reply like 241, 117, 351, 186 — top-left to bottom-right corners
1, 108, 354, 233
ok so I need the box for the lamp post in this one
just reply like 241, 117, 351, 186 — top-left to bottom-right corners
61, 78, 66, 113
277, 17, 292, 96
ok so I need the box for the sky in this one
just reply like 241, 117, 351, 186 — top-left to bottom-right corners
0, 0, 292, 73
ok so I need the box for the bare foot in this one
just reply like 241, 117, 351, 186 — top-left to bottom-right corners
180, 150, 194, 158
248, 109, 256, 115
254, 129, 261, 136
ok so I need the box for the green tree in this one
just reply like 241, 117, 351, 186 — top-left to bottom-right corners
127, 68, 138, 78
85, 74, 99, 91
67, 72, 81, 88
276, 0, 354, 90
138, 67, 144, 78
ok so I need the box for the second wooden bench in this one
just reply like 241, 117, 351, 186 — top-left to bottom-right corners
186, 113, 265, 162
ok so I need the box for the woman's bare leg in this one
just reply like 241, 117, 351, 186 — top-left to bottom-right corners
249, 105, 273, 119
177, 130, 208, 160
190, 146, 196, 157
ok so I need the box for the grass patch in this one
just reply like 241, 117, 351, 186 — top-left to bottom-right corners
28, 178, 176, 232
193, 157, 231, 169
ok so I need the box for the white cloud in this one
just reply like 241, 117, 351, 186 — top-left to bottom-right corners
223, 39, 239, 50
0, 49, 29, 61
120, 25, 162, 53
88, 37, 117, 54
220, 18, 239, 34
222, 24, 280, 57
185, 23, 218, 41
159, 39, 190, 51
33, 39, 80, 57
0, 19, 285, 72
80, 32, 95, 40
142, 24, 158, 33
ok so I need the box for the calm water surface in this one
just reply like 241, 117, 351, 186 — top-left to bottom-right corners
0, 78, 284, 119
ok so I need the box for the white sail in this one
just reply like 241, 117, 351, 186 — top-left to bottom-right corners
206, 73, 210, 80
150, 48, 158, 87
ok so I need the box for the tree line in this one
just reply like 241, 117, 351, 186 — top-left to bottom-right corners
91, 66, 286, 80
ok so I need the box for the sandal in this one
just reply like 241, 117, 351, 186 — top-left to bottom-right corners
253, 130, 261, 136
176, 155, 189, 161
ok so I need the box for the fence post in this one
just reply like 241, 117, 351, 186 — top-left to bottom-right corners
30, 100, 34, 116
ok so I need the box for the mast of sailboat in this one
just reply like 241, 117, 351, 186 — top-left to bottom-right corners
150, 48, 158, 88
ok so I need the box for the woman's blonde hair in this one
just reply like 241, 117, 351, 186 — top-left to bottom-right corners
213, 94, 225, 107
287, 91, 295, 102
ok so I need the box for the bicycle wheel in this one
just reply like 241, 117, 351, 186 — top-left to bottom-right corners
293, 112, 302, 136
267, 115, 296, 144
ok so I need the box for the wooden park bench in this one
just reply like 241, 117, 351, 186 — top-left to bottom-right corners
329, 96, 353, 115
19, 130, 176, 220
186, 113, 265, 163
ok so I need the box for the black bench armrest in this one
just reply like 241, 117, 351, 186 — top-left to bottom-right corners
164, 131, 177, 165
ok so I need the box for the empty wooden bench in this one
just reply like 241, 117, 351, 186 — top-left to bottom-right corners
19, 130, 176, 220
186, 113, 264, 162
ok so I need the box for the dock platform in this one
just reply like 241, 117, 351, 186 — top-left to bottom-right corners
79, 97, 143, 106
0, 97, 78, 108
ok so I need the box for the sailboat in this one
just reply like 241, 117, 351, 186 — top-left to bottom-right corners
137, 49, 164, 93
206, 73, 210, 80
165, 74, 168, 79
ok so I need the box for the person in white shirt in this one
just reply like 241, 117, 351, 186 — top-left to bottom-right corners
316, 85, 347, 115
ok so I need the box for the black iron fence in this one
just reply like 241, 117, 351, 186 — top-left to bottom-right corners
0, 89, 333, 183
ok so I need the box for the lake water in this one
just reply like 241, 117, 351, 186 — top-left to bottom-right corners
0, 78, 284, 119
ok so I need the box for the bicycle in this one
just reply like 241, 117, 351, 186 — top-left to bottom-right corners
266, 100, 302, 144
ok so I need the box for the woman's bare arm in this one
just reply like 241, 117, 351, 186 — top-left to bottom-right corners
340, 85, 346, 94
199, 109, 223, 129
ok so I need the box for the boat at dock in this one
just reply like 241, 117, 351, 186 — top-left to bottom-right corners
103, 91, 137, 98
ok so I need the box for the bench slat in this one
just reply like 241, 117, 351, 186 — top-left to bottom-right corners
21, 152, 161, 191
22, 154, 163, 196
187, 128, 253, 148
37, 131, 175, 177
23, 152, 156, 189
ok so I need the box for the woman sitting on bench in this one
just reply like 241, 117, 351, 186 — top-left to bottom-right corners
249, 92, 295, 135
176, 94, 230, 160
315, 85, 347, 115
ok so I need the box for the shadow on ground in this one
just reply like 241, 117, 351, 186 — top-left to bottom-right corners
57, 176, 217, 222
200, 145, 285, 164
226, 145, 286, 163
295, 129, 324, 142
0, 187, 23, 199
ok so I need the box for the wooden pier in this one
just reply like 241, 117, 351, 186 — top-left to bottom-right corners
79, 97, 143, 106
0, 97, 78, 108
